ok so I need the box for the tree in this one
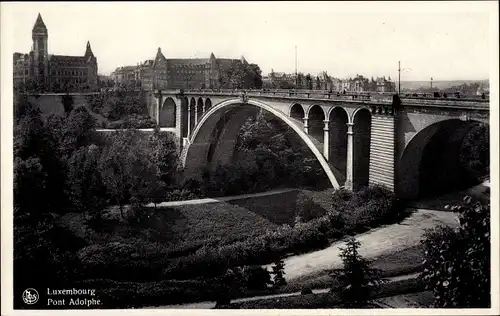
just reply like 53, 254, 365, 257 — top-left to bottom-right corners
271, 259, 287, 288
329, 237, 384, 308
99, 130, 162, 217
62, 93, 74, 117
147, 128, 178, 184
14, 157, 47, 222
460, 123, 489, 182
297, 73, 304, 89
248, 63, 263, 89
316, 76, 321, 90
305, 74, 313, 90
215, 268, 243, 308
420, 197, 490, 307
60, 106, 97, 158
243, 265, 272, 290
14, 107, 68, 210
14, 93, 34, 123
67, 145, 108, 221
146, 128, 179, 208
99, 131, 135, 219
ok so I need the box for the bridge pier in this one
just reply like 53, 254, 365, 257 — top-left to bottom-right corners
368, 107, 395, 191
303, 117, 309, 134
154, 92, 162, 125
345, 122, 354, 190
187, 105, 192, 138
323, 120, 330, 160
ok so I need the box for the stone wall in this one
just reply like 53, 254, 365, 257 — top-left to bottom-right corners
369, 114, 395, 191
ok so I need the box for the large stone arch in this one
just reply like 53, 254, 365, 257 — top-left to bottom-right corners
159, 97, 176, 127
182, 98, 341, 189
397, 118, 487, 199
352, 108, 372, 190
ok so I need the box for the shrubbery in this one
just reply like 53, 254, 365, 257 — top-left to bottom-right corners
420, 197, 490, 307
331, 185, 401, 232
76, 278, 220, 308
105, 115, 156, 129
460, 123, 489, 183
295, 193, 327, 224
163, 221, 331, 280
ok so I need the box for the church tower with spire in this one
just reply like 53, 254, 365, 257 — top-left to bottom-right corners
32, 13, 49, 89
13, 13, 100, 93
84, 41, 98, 88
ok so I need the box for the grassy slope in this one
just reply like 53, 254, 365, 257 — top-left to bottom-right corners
57, 201, 278, 252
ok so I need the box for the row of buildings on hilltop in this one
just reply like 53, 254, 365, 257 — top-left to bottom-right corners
13, 14, 98, 93
262, 70, 396, 93
13, 13, 396, 94
111, 48, 247, 90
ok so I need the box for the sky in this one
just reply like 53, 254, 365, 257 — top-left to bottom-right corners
2, 1, 495, 81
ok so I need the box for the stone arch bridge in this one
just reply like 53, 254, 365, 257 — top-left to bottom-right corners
148, 89, 489, 199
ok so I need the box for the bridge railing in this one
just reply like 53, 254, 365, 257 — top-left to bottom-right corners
178, 89, 397, 103
178, 88, 488, 102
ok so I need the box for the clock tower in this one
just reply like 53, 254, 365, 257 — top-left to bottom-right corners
32, 13, 49, 90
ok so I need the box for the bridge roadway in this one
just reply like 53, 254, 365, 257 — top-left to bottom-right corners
148, 88, 488, 199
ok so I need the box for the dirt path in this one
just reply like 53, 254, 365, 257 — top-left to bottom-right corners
145, 188, 297, 208
273, 209, 458, 281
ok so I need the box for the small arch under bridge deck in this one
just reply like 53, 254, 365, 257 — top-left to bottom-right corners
149, 89, 489, 199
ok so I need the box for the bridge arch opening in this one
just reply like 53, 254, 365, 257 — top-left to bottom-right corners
180, 97, 189, 137
189, 97, 196, 132
398, 119, 489, 199
352, 108, 372, 190
289, 103, 305, 121
183, 99, 341, 189
205, 98, 212, 112
308, 105, 326, 142
159, 97, 176, 127
197, 97, 204, 118
328, 107, 349, 177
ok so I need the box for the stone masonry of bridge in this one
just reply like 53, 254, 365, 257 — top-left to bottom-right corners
148, 89, 489, 199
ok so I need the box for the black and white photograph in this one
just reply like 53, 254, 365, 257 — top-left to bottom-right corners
1, 1, 499, 313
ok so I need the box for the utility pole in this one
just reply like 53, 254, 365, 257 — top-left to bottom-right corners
295, 45, 298, 89
398, 60, 401, 94
398, 61, 412, 94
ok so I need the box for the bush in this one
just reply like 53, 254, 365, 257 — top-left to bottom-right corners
76, 278, 219, 308
163, 220, 329, 280
295, 193, 326, 223
333, 185, 399, 232
420, 197, 490, 307
301, 288, 313, 295
242, 265, 272, 290
77, 241, 168, 281
460, 123, 489, 182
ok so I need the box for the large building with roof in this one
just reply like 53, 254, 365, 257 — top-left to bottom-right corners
13, 13, 98, 93
111, 48, 244, 90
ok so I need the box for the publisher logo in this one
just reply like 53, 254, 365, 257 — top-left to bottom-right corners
22, 288, 39, 305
